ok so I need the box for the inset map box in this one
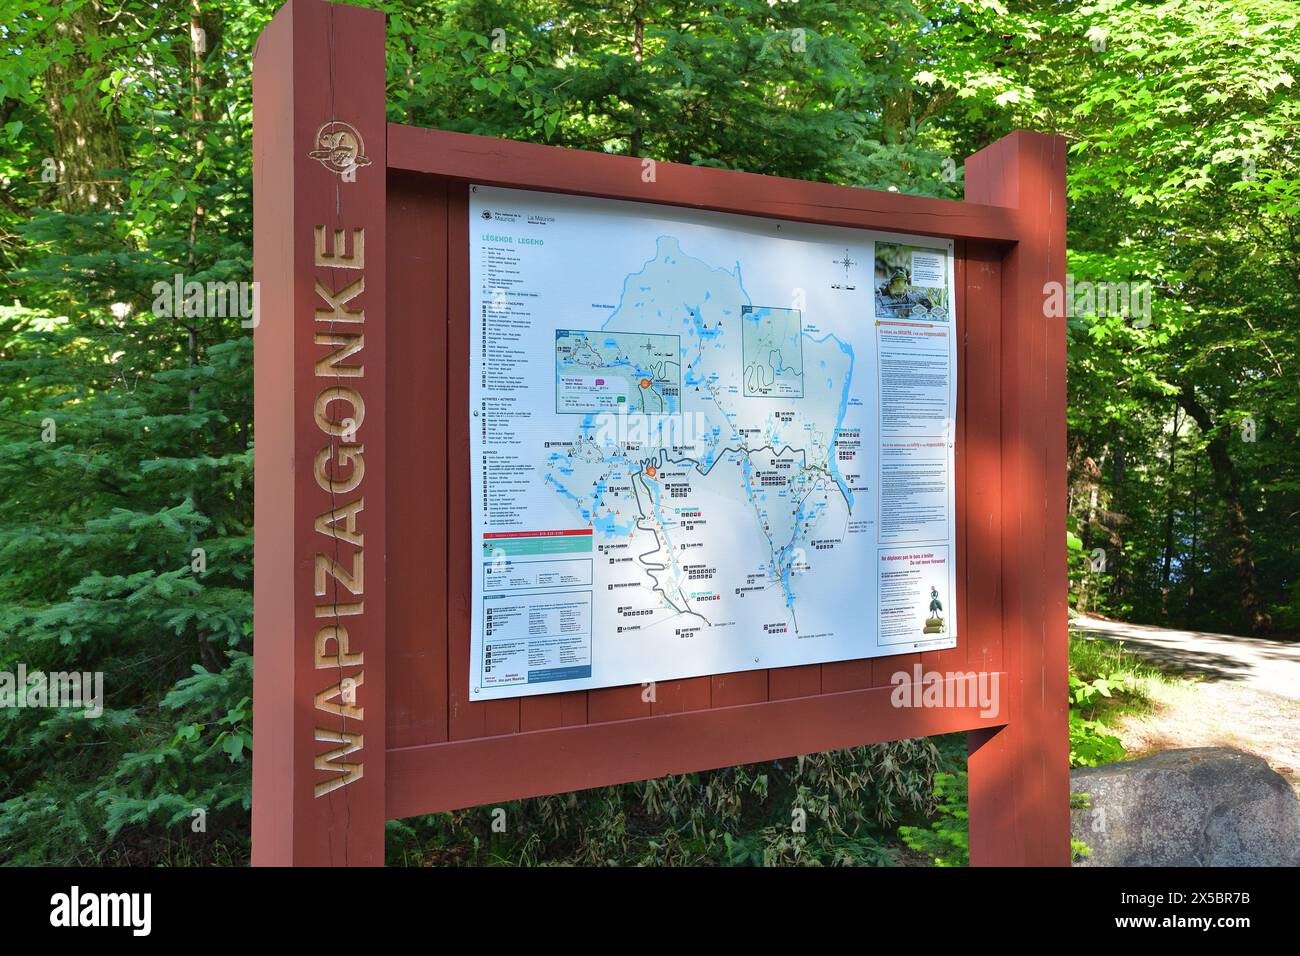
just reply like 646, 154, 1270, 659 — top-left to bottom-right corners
741, 306, 804, 398
555, 329, 681, 414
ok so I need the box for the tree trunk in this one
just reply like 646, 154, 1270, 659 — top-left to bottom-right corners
1178, 383, 1274, 635
629, 9, 645, 157
43, 1, 126, 213
1159, 406, 1180, 619
187, 0, 209, 515
1188, 454, 1199, 619
1111, 436, 1127, 600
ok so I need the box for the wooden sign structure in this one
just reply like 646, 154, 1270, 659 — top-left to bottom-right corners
251, 0, 1068, 866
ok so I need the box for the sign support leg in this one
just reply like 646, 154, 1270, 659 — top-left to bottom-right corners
252, 0, 388, 866
964, 131, 1070, 866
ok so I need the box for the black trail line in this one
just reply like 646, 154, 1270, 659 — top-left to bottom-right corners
629, 467, 711, 625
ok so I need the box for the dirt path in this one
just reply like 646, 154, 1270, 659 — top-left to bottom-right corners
1071, 616, 1300, 794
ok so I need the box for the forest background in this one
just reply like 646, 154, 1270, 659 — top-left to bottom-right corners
0, 0, 1295, 864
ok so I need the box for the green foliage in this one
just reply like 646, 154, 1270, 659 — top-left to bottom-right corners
1064, 634, 1178, 768
378, 0, 964, 194
898, 771, 968, 867
1066, 643, 1130, 766
1043, 2, 1300, 634
1068, 712, 1127, 768
0, 0, 265, 864
1071, 671, 1133, 764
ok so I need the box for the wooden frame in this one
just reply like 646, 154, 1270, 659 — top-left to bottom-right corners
252, 0, 1068, 866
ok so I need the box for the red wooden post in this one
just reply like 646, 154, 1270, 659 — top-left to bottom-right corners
252, 0, 388, 865
964, 132, 1071, 865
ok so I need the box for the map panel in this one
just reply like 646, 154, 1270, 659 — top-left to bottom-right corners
469, 184, 958, 700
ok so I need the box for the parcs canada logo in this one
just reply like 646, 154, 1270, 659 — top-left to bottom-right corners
309, 120, 372, 180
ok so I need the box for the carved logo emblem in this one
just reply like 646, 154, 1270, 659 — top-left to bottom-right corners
309, 121, 372, 179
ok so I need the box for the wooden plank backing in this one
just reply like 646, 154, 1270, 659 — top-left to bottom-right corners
391, 178, 1006, 743
386, 174, 449, 749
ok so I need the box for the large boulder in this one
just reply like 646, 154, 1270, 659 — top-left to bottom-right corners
1070, 747, 1300, 866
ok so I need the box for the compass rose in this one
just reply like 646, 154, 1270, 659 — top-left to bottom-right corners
830, 249, 859, 290
833, 249, 858, 279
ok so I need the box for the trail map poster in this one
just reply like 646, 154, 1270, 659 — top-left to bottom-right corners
468, 185, 957, 701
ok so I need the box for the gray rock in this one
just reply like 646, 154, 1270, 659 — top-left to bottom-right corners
1070, 747, 1300, 866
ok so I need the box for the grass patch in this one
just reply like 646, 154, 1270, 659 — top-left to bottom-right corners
1067, 632, 1190, 768
1068, 631, 1189, 723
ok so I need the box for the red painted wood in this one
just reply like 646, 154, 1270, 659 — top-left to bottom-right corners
250, 3, 294, 867
964, 131, 1070, 866
445, 184, 503, 741
387, 675, 1009, 819
587, 685, 653, 723
387, 124, 1019, 243
872, 654, 919, 689
650, 677, 712, 715
768, 664, 822, 700
710, 670, 769, 707
520, 691, 588, 731
820, 659, 872, 693
386, 175, 449, 749
962, 241, 1004, 674
252, 0, 387, 866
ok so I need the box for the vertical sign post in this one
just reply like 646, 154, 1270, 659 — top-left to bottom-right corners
252, 0, 388, 865
965, 132, 1070, 865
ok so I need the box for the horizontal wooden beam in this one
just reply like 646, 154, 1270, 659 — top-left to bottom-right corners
387, 123, 1021, 243
386, 674, 1009, 819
